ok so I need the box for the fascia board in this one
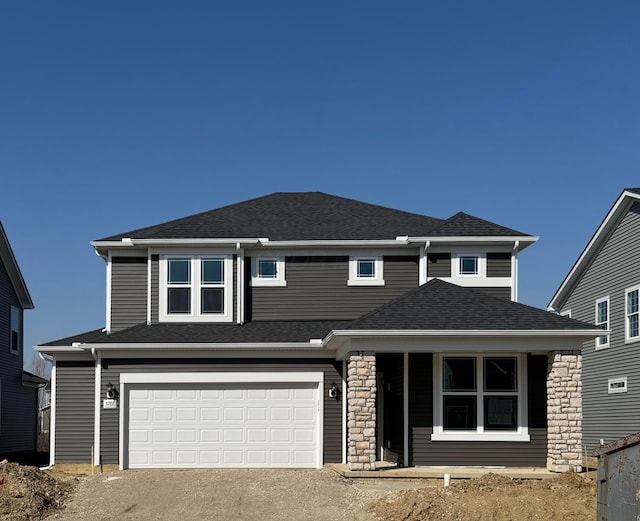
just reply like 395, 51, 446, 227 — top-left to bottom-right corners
548, 190, 640, 311
406, 236, 539, 247
59, 342, 328, 350
258, 239, 409, 247
0, 223, 34, 309
91, 238, 262, 248
35, 346, 84, 354
328, 329, 604, 339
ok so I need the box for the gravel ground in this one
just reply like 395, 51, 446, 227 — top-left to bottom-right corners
41, 467, 422, 521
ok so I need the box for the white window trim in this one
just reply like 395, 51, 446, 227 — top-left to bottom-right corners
348, 256, 385, 286
10, 305, 20, 355
560, 309, 572, 318
453, 252, 485, 278
595, 296, 610, 349
625, 285, 640, 344
158, 254, 233, 323
250, 257, 286, 287
431, 353, 529, 442
608, 376, 628, 394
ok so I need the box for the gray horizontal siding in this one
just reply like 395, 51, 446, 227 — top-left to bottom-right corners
100, 359, 343, 465
408, 353, 547, 467
0, 258, 38, 455
111, 257, 147, 332
427, 253, 451, 278
473, 286, 511, 300
250, 256, 418, 321
487, 252, 511, 277
55, 361, 95, 464
563, 202, 640, 450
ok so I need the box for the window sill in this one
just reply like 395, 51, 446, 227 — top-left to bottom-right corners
431, 431, 530, 442
250, 279, 287, 287
595, 344, 610, 351
347, 279, 385, 287
159, 314, 233, 323
625, 337, 640, 345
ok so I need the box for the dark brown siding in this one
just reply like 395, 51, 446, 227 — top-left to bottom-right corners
250, 256, 418, 321
56, 361, 95, 463
408, 353, 547, 467
427, 253, 451, 278
487, 252, 512, 277
111, 257, 147, 331
100, 359, 343, 465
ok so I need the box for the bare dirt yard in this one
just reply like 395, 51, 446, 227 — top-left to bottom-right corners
0, 461, 596, 521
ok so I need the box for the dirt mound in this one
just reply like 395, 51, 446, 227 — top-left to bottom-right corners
0, 461, 76, 521
369, 472, 596, 521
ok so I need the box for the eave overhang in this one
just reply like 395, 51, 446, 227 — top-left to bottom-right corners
0, 222, 34, 309
404, 236, 538, 250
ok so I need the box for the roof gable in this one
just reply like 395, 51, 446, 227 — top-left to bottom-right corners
0, 222, 33, 310
346, 278, 596, 331
549, 188, 640, 311
96, 192, 532, 242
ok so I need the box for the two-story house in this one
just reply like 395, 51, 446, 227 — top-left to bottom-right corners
0, 222, 44, 458
38, 192, 600, 472
549, 188, 640, 455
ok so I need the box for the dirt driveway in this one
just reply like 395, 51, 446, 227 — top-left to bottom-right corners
42, 467, 415, 521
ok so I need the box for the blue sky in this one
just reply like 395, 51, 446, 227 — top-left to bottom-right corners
1, 1, 639, 371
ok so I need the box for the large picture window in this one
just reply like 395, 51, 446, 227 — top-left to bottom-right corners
433, 354, 528, 441
160, 255, 232, 322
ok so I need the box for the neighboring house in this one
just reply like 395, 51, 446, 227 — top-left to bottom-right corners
0, 222, 44, 457
37, 192, 600, 472
549, 188, 640, 455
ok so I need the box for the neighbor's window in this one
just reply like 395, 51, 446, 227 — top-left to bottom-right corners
595, 297, 610, 348
433, 354, 527, 441
348, 256, 384, 286
10, 305, 20, 354
626, 286, 639, 342
160, 255, 232, 322
250, 257, 286, 287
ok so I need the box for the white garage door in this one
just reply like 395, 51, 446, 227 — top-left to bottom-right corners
126, 382, 320, 469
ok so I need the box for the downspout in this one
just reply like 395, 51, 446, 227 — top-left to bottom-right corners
419, 241, 430, 285
236, 243, 244, 325
40, 357, 56, 470
91, 347, 101, 467
512, 241, 519, 302
105, 251, 112, 333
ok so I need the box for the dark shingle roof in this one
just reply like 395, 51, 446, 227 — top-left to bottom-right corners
41, 321, 352, 346
97, 192, 530, 241
626, 188, 640, 196
344, 279, 597, 331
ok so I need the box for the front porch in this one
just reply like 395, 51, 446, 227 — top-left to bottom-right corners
345, 350, 582, 473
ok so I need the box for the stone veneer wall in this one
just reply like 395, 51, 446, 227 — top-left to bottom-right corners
547, 350, 582, 472
347, 352, 377, 470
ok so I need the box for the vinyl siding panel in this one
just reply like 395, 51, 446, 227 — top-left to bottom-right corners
487, 252, 512, 277
408, 353, 547, 467
250, 256, 418, 321
100, 359, 343, 465
110, 257, 148, 331
427, 253, 451, 278
55, 361, 95, 463
0, 258, 38, 455
474, 287, 512, 300
562, 203, 640, 453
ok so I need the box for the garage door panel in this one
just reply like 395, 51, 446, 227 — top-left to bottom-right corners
127, 382, 319, 469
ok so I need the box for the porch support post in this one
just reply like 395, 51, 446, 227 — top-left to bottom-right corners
347, 351, 377, 471
546, 350, 582, 472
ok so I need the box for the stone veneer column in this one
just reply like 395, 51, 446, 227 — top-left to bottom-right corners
547, 350, 582, 472
347, 352, 377, 471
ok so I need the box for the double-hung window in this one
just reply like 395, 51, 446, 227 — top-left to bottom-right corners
595, 297, 610, 348
348, 256, 384, 286
432, 354, 528, 441
10, 305, 20, 354
160, 255, 232, 322
626, 286, 640, 343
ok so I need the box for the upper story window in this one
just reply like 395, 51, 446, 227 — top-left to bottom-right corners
626, 285, 640, 343
159, 255, 233, 322
251, 257, 286, 287
595, 296, 610, 349
348, 256, 384, 286
453, 253, 484, 278
432, 354, 528, 441
459, 255, 479, 275
10, 305, 20, 354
